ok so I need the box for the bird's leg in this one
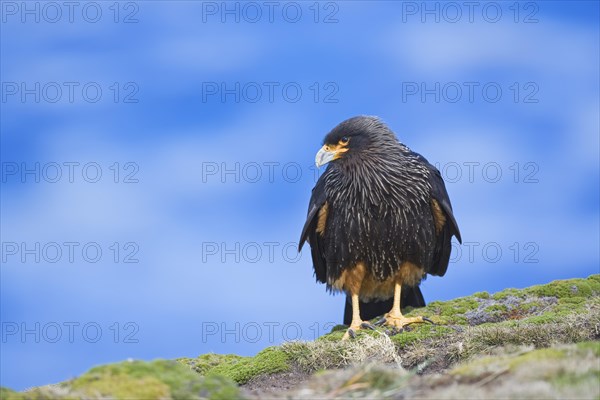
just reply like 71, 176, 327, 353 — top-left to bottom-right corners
382, 283, 431, 331
342, 293, 375, 340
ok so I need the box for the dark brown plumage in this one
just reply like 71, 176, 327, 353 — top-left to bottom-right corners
299, 116, 461, 338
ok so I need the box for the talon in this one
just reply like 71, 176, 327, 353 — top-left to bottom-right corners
423, 317, 434, 324
342, 319, 373, 340
382, 313, 431, 330
374, 317, 386, 326
360, 322, 376, 330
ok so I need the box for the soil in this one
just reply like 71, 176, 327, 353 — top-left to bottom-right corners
241, 365, 312, 399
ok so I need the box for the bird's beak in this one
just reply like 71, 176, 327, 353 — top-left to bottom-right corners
315, 145, 336, 167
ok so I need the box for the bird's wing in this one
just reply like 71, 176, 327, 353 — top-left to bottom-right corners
298, 173, 328, 283
424, 159, 462, 276
427, 164, 462, 243
429, 164, 462, 243
407, 152, 461, 276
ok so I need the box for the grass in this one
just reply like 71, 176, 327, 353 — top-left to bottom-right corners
3, 274, 599, 399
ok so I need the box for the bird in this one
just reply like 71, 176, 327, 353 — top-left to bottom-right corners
298, 116, 462, 339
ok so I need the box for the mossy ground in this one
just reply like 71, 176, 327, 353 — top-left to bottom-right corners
177, 347, 291, 384
280, 274, 599, 376
1, 360, 241, 400
3, 275, 599, 399
291, 341, 600, 399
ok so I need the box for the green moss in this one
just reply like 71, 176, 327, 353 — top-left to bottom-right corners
8, 275, 599, 399
72, 374, 171, 399
317, 329, 346, 342
473, 291, 490, 299
522, 294, 599, 325
181, 347, 291, 385
451, 346, 569, 379
410, 296, 479, 325
508, 347, 567, 367
588, 274, 600, 287
524, 278, 593, 299
559, 296, 588, 305
520, 307, 568, 324
68, 359, 241, 399
520, 313, 561, 324
575, 341, 600, 356
215, 347, 290, 384
452, 340, 600, 385
329, 324, 347, 333
390, 324, 455, 348
491, 287, 523, 300
550, 342, 600, 388
552, 369, 600, 389
191, 275, 598, 384
177, 353, 243, 375
520, 301, 542, 312
0, 386, 72, 399
318, 275, 599, 358
0, 387, 23, 400
484, 304, 508, 313
514, 344, 600, 389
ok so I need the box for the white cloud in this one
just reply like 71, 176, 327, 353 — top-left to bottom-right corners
384, 20, 598, 77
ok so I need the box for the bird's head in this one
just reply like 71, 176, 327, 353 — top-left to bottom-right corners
315, 116, 397, 168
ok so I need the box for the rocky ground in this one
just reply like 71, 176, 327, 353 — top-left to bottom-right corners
2, 275, 599, 399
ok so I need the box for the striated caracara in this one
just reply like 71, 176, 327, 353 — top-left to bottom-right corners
299, 116, 462, 339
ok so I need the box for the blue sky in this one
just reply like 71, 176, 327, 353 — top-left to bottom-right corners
1, 0, 599, 391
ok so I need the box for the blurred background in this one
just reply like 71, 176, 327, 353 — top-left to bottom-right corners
1, 0, 598, 391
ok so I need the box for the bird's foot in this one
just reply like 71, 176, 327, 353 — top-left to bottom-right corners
377, 313, 433, 334
342, 321, 376, 340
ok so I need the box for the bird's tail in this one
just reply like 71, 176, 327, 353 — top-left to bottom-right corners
343, 286, 426, 325
402, 285, 426, 309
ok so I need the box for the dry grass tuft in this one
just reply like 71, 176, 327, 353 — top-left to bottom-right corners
282, 331, 402, 373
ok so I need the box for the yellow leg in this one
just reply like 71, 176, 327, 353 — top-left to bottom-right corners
342, 293, 371, 340
383, 284, 429, 329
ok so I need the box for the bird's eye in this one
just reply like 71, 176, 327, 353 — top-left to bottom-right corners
339, 136, 349, 145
